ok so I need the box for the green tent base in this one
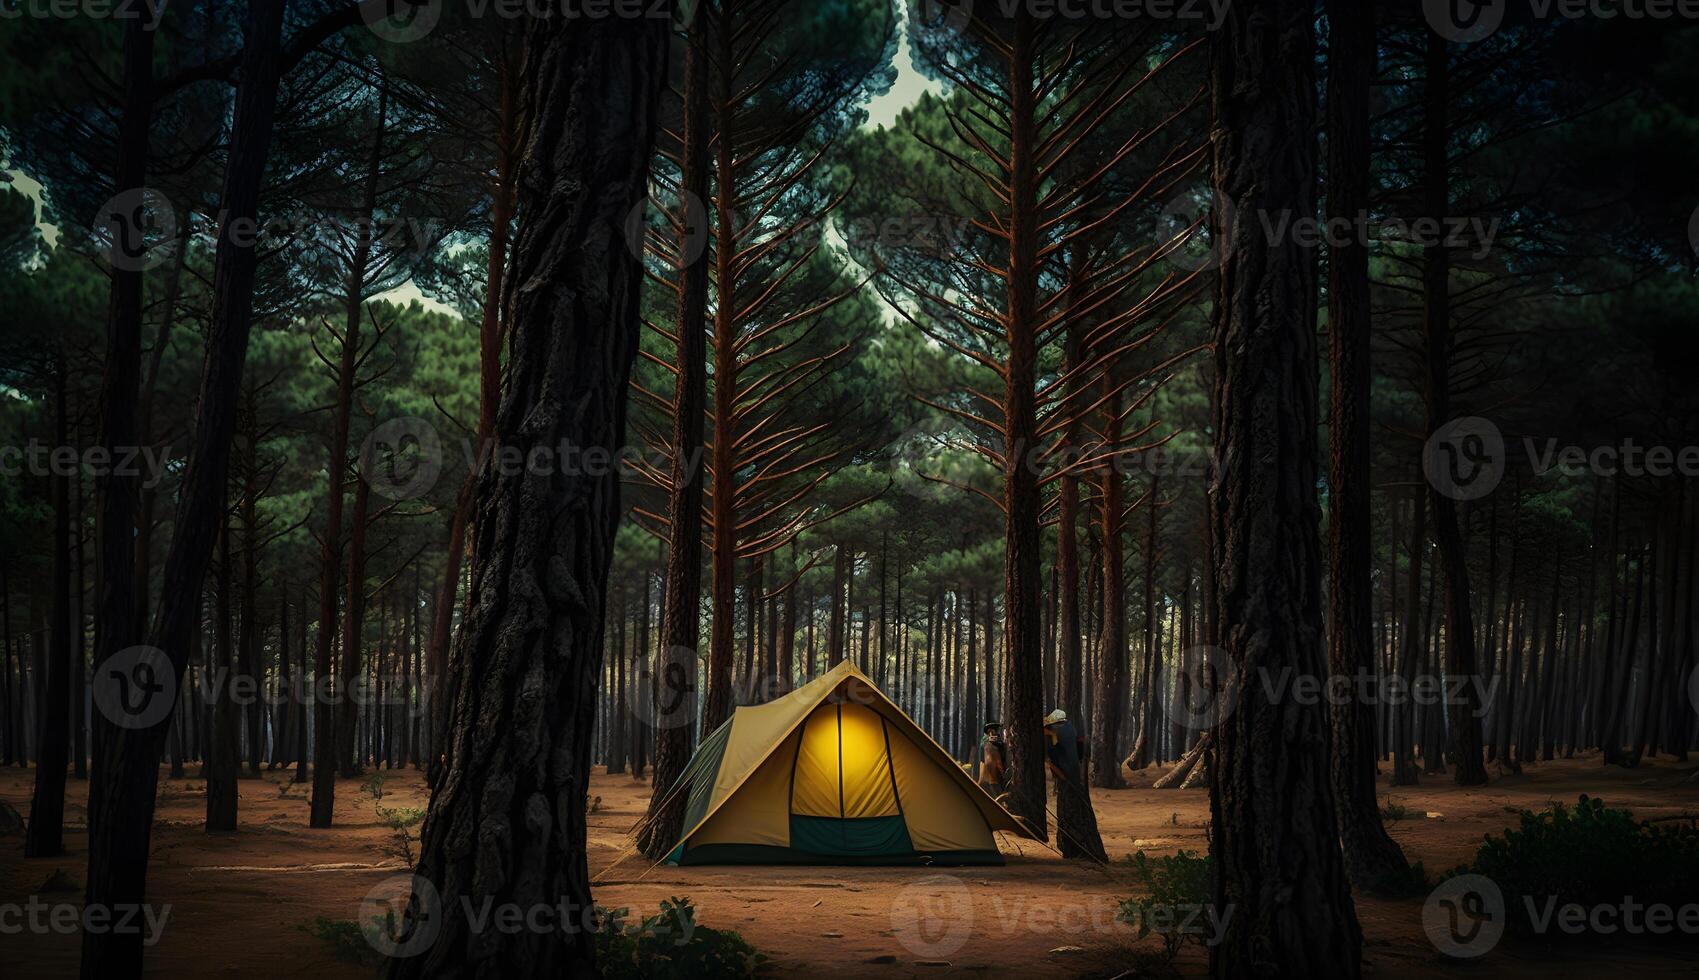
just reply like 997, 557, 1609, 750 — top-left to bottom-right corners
671, 842, 1005, 867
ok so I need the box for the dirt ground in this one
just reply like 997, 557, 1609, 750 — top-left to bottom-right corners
2, 755, 1695, 977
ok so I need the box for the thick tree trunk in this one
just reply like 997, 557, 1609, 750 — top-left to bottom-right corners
637, 9, 712, 857
1205, 3, 1362, 975
80, 1, 287, 971
383, 13, 666, 974
1324, 0, 1409, 894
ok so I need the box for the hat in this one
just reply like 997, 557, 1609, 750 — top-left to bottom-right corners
1043, 709, 1067, 726
983, 721, 1001, 732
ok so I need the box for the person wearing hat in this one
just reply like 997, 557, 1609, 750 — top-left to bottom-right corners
976, 720, 1008, 796
1043, 708, 1088, 784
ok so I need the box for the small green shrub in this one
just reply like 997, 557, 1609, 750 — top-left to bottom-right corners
1445, 796, 1699, 938
300, 916, 384, 967
1116, 850, 1218, 961
1380, 799, 1410, 823
595, 897, 765, 979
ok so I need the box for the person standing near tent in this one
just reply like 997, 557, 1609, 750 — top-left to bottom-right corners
976, 721, 1008, 796
1042, 709, 1088, 785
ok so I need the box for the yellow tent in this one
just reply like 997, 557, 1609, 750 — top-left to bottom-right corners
665, 661, 1039, 865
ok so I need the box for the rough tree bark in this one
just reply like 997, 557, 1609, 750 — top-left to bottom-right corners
1324, 0, 1411, 894
382, 10, 667, 976
1205, 2, 1362, 975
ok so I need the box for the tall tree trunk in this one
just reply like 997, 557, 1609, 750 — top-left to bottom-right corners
335, 475, 372, 777
384, 13, 666, 974
1324, 0, 1409, 894
86, 6, 155, 821
1090, 400, 1126, 788
1134, 474, 1161, 767
239, 396, 263, 776
637, 8, 712, 857
701, 2, 742, 737
1420, 30, 1488, 786
25, 362, 73, 856
1205, 3, 1362, 974
206, 507, 238, 831
998, 9, 1048, 841
81, 1, 286, 970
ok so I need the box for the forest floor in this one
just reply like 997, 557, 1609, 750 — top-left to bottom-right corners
1, 755, 1695, 977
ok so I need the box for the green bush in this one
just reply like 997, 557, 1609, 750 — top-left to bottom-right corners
1445, 795, 1699, 938
300, 916, 385, 967
595, 897, 765, 979
1116, 849, 1218, 961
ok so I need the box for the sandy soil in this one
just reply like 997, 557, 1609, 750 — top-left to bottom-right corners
2, 755, 1694, 977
